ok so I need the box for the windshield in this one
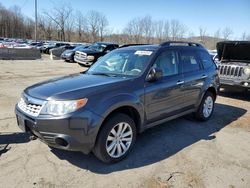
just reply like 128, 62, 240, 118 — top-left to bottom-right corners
87, 49, 154, 77
74, 45, 87, 51
89, 43, 107, 52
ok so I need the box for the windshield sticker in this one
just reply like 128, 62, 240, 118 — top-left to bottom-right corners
134, 50, 153, 56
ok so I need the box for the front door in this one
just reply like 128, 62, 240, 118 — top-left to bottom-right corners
144, 49, 185, 124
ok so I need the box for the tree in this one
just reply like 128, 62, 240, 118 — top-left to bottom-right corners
141, 15, 153, 43
199, 26, 207, 43
37, 14, 55, 40
222, 27, 233, 40
86, 10, 108, 42
170, 19, 186, 40
123, 17, 143, 43
43, 4, 73, 41
154, 20, 164, 43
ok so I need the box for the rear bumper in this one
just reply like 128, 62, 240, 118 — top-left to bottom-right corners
15, 105, 104, 154
220, 78, 250, 89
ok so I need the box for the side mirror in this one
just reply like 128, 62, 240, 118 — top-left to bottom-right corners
146, 67, 163, 82
105, 50, 111, 53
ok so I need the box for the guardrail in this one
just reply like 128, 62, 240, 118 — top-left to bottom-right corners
0, 48, 41, 60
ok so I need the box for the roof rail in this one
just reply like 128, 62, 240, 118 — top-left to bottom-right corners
160, 41, 203, 47
119, 44, 151, 48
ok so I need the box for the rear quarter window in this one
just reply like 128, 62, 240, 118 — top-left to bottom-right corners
179, 50, 201, 73
198, 51, 216, 69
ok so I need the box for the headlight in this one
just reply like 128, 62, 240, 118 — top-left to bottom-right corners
87, 55, 95, 61
41, 98, 88, 116
243, 67, 250, 76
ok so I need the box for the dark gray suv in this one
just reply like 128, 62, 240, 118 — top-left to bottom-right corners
15, 41, 219, 163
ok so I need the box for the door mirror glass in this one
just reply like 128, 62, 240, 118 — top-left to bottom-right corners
146, 67, 163, 82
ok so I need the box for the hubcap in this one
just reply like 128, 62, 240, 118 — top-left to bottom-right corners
106, 122, 133, 158
203, 96, 213, 118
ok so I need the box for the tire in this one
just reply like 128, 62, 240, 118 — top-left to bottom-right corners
195, 91, 215, 121
93, 113, 137, 163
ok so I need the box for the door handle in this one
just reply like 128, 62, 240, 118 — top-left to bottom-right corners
201, 75, 207, 79
176, 80, 184, 85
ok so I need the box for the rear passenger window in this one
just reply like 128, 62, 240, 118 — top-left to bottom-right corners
180, 50, 201, 73
198, 51, 215, 69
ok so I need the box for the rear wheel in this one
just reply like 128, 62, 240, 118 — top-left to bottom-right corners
93, 113, 136, 163
195, 91, 215, 121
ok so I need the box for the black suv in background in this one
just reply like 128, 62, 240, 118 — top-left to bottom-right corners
217, 41, 250, 91
15, 42, 219, 163
41, 42, 69, 54
74, 42, 119, 66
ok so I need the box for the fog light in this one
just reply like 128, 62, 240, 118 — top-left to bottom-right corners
55, 137, 68, 147
244, 82, 249, 86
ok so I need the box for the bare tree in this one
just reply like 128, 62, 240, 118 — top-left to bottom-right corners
43, 4, 73, 41
170, 19, 186, 40
222, 27, 233, 40
86, 10, 108, 42
141, 15, 153, 43
37, 14, 55, 40
98, 13, 108, 41
154, 20, 164, 43
123, 17, 143, 43
199, 26, 207, 43
163, 20, 170, 41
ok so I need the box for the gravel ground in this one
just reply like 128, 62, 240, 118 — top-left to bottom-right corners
0, 58, 250, 188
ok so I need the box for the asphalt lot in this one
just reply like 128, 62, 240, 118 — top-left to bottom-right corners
0, 58, 250, 188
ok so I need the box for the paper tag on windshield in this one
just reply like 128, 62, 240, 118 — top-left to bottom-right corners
134, 50, 153, 56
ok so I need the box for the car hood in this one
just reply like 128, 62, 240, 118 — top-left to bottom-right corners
217, 41, 250, 62
24, 73, 132, 100
78, 48, 101, 55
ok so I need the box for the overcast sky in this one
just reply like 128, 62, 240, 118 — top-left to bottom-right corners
1, 0, 250, 39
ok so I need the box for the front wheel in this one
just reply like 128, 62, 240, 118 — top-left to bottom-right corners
195, 91, 215, 121
93, 113, 136, 163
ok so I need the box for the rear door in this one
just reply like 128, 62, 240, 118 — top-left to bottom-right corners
179, 49, 206, 107
144, 49, 185, 123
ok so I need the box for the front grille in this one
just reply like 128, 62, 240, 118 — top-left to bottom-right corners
75, 51, 87, 60
18, 95, 44, 117
218, 65, 244, 77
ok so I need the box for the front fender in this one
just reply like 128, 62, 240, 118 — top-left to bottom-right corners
90, 93, 144, 131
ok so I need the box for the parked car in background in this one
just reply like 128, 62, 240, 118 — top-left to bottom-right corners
217, 41, 250, 91
29, 42, 43, 49
15, 41, 219, 163
41, 42, 69, 54
74, 42, 119, 66
49, 44, 77, 56
61, 44, 90, 62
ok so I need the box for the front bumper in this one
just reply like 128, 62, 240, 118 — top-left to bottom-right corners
74, 56, 93, 66
220, 77, 250, 89
15, 105, 104, 154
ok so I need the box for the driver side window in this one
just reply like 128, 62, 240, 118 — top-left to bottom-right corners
153, 50, 178, 77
